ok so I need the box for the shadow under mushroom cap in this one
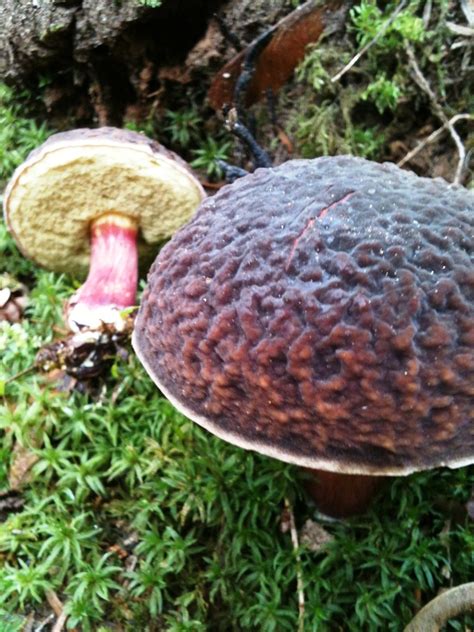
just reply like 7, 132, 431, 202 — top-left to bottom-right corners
133, 156, 474, 476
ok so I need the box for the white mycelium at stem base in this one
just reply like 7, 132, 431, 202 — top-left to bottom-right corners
66, 212, 138, 332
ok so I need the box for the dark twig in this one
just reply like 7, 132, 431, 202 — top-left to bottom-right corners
265, 88, 278, 128
234, 27, 276, 120
217, 160, 249, 183
225, 109, 272, 169
219, 25, 275, 179
213, 14, 241, 51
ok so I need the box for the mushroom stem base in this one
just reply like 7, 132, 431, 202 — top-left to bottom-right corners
304, 469, 386, 518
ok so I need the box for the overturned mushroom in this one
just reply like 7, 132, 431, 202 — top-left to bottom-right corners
3, 127, 205, 378
133, 156, 474, 516
4, 127, 205, 333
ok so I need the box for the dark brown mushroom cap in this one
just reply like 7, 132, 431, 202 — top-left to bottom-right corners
133, 156, 474, 475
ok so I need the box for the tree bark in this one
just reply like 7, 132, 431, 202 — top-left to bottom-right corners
0, 0, 292, 124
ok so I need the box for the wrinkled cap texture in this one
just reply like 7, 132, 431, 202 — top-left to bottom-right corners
3, 127, 205, 277
133, 156, 474, 475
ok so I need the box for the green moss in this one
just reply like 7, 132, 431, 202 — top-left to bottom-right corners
289, 0, 473, 175
0, 84, 51, 188
138, 0, 162, 7
350, 0, 425, 49
361, 74, 402, 114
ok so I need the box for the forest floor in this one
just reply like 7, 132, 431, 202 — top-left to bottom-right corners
0, 1, 473, 630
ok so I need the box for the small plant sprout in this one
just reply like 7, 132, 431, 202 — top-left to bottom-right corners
1, 561, 53, 608
191, 137, 231, 179
362, 73, 402, 113
165, 108, 201, 148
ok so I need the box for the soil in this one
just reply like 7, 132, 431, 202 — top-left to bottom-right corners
0, 0, 293, 126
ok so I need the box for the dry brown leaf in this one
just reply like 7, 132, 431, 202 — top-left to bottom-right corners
208, 0, 347, 111
299, 519, 334, 553
8, 442, 39, 491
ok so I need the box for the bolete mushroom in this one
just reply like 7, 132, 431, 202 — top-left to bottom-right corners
3, 127, 205, 334
132, 156, 474, 516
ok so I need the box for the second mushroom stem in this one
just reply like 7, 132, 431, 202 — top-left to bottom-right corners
67, 212, 138, 332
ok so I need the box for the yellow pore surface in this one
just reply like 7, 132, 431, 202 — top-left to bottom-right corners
5, 141, 205, 276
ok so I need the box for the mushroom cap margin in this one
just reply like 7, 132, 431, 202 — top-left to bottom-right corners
132, 329, 474, 476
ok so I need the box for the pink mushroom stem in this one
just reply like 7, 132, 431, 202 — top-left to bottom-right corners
67, 212, 138, 331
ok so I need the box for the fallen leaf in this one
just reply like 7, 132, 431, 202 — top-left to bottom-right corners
299, 519, 334, 553
208, 0, 347, 111
8, 442, 39, 491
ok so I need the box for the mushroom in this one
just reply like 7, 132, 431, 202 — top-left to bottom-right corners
3, 127, 205, 334
132, 156, 474, 516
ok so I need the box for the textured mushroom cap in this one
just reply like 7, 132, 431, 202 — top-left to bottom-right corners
133, 156, 474, 475
3, 127, 205, 276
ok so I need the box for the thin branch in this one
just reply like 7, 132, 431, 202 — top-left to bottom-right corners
234, 27, 276, 120
226, 116, 273, 168
51, 612, 68, 632
331, 1, 407, 83
285, 498, 305, 632
3, 364, 36, 385
34, 614, 55, 632
46, 590, 68, 632
406, 45, 468, 184
397, 114, 473, 168
460, 0, 474, 27
422, 0, 432, 28
46, 590, 64, 618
